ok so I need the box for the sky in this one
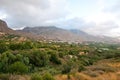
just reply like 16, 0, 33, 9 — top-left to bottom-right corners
0, 0, 120, 37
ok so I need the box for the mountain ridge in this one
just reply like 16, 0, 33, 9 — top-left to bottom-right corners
0, 19, 119, 43
0, 19, 14, 33
22, 26, 83, 42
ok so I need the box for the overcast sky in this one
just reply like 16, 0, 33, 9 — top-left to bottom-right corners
0, 0, 120, 37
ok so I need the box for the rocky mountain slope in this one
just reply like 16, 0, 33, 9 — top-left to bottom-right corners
0, 19, 44, 40
22, 26, 83, 42
0, 19, 119, 43
0, 19, 14, 33
22, 27, 119, 43
70, 29, 119, 43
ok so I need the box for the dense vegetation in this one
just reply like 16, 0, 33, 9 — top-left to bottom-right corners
0, 34, 120, 80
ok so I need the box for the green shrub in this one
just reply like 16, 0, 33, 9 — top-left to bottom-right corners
22, 41, 33, 49
62, 61, 73, 74
31, 73, 42, 80
78, 64, 85, 72
29, 50, 49, 67
43, 73, 55, 80
0, 52, 10, 72
16, 54, 23, 62
50, 53, 61, 64
9, 41, 33, 50
62, 64, 71, 74
68, 49, 78, 55
9, 43, 22, 50
8, 61, 29, 74
0, 43, 8, 53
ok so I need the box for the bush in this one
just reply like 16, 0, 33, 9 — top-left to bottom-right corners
8, 61, 29, 74
68, 49, 79, 55
0, 51, 11, 72
29, 50, 49, 67
62, 61, 73, 74
78, 64, 85, 72
31, 73, 42, 80
0, 43, 8, 53
50, 53, 61, 64
43, 73, 55, 80
9, 43, 23, 50
9, 41, 33, 50
62, 64, 71, 74
16, 54, 23, 62
22, 41, 33, 49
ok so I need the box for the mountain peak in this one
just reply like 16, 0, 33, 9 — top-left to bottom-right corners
0, 19, 13, 33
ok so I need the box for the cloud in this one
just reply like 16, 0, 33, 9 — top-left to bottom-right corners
0, 0, 69, 27
82, 21, 119, 36
103, 0, 120, 23
105, 0, 120, 13
80, 0, 120, 37
45, 16, 120, 37
46, 17, 86, 29
0, 0, 120, 37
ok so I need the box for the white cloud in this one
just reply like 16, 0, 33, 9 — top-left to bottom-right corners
0, 12, 7, 19
0, 0, 120, 37
0, 0, 69, 27
82, 21, 119, 36
80, 0, 120, 37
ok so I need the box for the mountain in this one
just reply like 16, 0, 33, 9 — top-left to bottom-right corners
22, 26, 119, 43
70, 29, 120, 43
0, 19, 44, 40
22, 26, 83, 42
0, 19, 14, 33
0, 19, 119, 43
70, 29, 96, 41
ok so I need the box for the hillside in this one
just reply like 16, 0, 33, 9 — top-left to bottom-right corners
70, 29, 119, 43
55, 59, 120, 80
22, 26, 119, 43
22, 26, 83, 42
0, 19, 45, 40
0, 33, 120, 80
70, 29, 96, 41
0, 19, 119, 43
0, 19, 15, 34
0, 20, 120, 80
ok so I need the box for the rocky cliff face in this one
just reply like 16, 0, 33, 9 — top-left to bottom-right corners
0, 19, 44, 40
0, 19, 13, 33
